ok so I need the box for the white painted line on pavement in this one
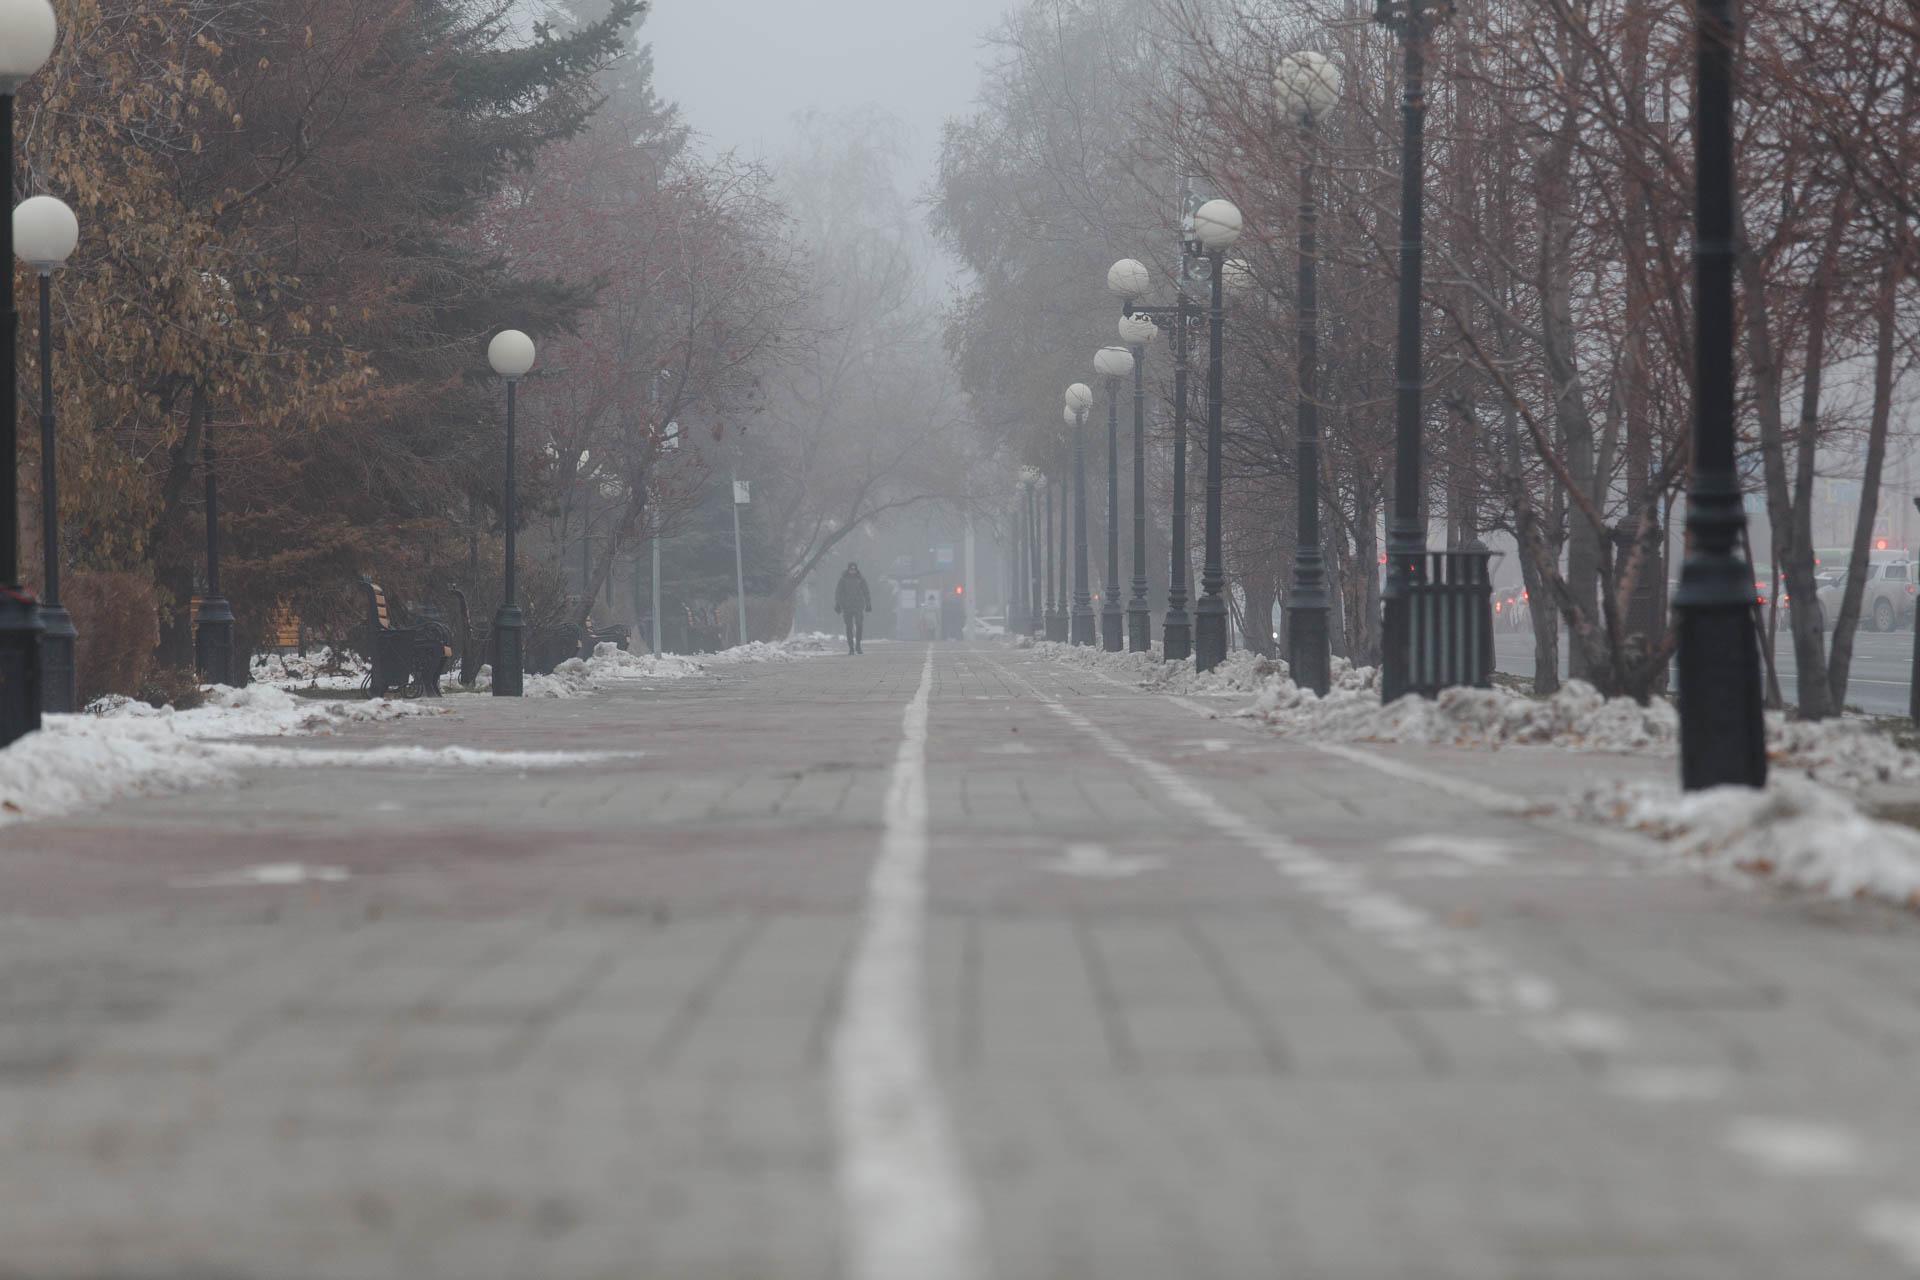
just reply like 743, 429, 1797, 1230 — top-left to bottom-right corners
1725, 1117, 1867, 1177
1383, 834, 1514, 867
831, 644, 986, 1280
1862, 1203, 1920, 1268
1040, 842, 1165, 879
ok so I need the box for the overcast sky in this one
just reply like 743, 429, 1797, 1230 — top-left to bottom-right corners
643, 0, 1015, 200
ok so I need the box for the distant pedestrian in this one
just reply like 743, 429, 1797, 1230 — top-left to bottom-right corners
834, 562, 872, 655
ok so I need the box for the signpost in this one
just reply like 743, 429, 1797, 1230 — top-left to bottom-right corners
731, 477, 750, 648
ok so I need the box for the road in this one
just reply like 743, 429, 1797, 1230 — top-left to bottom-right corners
1496, 625, 1919, 715
2, 644, 1919, 1277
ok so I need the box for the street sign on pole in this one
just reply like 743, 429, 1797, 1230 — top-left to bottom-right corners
733, 480, 750, 505
731, 474, 749, 648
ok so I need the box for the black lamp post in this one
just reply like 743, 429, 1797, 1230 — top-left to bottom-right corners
0, 0, 58, 743
15, 194, 77, 711
1052, 473, 1069, 641
1066, 387, 1096, 645
1095, 346, 1134, 651
194, 423, 235, 685
1006, 492, 1025, 636
1276, 53, 1344, 697
1107, 258, 1195, 659
1024, 469, 1042, 636
1191, 198, 1244, 673
488, 329, 535, 696
1674, 0, 1765, 788
1042, 472, 1056, 640
1374, 0, 1450, 702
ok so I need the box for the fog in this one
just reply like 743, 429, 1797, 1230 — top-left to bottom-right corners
646, 0, 1014, 199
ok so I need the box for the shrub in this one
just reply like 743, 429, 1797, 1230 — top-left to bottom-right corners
65, 571, 160, 705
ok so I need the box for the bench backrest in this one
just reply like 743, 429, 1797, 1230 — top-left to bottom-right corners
361, 579, 393, 635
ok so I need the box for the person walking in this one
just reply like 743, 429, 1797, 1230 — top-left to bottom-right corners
834, 562, 872, 655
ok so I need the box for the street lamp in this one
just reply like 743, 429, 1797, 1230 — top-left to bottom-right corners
1094, 345, 1134, 651
488, 328, 535, 696
1020, 466, 1042, 636
1191, 196, 1242, 672
0, 0, 59, 742
1111, 256, 1198, 660
1065, 384, 1095, 645
14, 194, 77, 712
1052, 468, 1069, 642
1276, 51, 1342, 697
1374, 0, 1451, 701
1674, 0, 1766, 788
1006, 482, 1027, 637
1116, 310, 1159, 652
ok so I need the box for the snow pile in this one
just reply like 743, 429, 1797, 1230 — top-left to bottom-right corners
250, 647, 368, 691
0, 687, 440, 827
1243, 671, 1680, 753
1767, 717, 1920, 789
520, 644, 707, 698
703, 632, 841, 664
1028, 641, 1280, 696
1575, 777, 1920, 909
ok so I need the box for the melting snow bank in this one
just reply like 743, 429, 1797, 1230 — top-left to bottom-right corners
0, 686, 441, 826
1026, 640, 1278, 695
250, 647, 369, 691
702, 632, 842, 664
1574, 778, 1920, 909
517, 644, 707, 697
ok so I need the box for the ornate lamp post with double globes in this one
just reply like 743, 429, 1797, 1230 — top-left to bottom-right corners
1190, 197, 1243, 672
1064, 383, 1096, 645
14, 195, 78, 711
1275, 51, 1342, 696
0, 0, 59, 741
488, 329, 536, 696
1094, 345, 1134, 651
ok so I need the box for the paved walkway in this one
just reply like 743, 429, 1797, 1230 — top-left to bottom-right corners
3, 642, 1919, 1278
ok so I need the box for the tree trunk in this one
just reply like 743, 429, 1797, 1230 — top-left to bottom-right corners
1827, 266, 1899, 708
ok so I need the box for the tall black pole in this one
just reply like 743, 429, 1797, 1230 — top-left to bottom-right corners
1055, 473, 1070, 641
1164, 296, 1192, 661
36, 271, 74, 711
493, 378, 525, 696
193, 420, 235, 685
1194, 251, 1230, 672
1127, 346, 1151, 651
1289, 129, 1331, 696
1043, 477, 1057, 639
0, 93, 44, 740
1027, 481, 1041, 636
1674, 0, 1765, 788
1071, 407, 1095, 645
1379, 0, 1435, 703
1102, 378, 1123, 651
1011, 492, 1028, 635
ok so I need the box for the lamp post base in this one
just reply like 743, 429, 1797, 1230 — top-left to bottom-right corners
1070, 609, 1096, 647
1101, 605, 1123, 652
1045, 610, 1067, 644
39, 603, 76, 713
0, 591, 44, 746
1163, 610, 1191, 662
1194, 600, 1228, 673
195, 596, 236, 687
1127, 605, 1151, 653
1287, 604, 1330, 697
493, 604, 525, 697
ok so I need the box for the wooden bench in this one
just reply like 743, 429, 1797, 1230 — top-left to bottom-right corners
359, 578, 452, 697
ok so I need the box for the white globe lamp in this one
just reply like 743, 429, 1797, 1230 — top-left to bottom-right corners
488, 329, 536, 379
1275, 51, 1343, 126
1192, 199, 1244, 252
13, 194, 76, 271
1107, 258, 1151, 299
1094, 345, 1135, 380
1118, 313, 1159, 346
0, 0, 57, 90
1064, 382, 1094, 412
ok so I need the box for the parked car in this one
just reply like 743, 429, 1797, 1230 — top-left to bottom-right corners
1814, 559, 1917, 632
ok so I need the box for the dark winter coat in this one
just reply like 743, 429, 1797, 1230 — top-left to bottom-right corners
834, 569, 872, 616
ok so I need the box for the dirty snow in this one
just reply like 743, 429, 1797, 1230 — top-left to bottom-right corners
250, 647, 369, 691
1027, 640, 1276, 696
703, 632, 843, 664
0, 686, 441, 828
